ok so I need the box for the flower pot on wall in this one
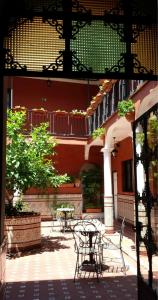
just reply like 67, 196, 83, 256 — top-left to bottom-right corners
32, 108, 47, 113
70, 114, 85, 119
125, 111, 135, 122
86, 107, 94, 116
61, 183, 74, 188
13, 106, 27, 112
85, 208, 102, 213
54, 111, 68, 116
74, 178, 81, 187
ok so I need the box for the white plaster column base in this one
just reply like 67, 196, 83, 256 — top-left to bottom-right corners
104, 196, 114, 230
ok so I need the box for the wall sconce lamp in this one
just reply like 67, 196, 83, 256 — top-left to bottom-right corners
111, 137, 119, 157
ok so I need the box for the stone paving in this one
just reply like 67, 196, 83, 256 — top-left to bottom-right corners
4, 221, 140, 300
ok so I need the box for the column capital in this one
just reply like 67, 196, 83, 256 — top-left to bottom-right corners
101, 147, 112, 154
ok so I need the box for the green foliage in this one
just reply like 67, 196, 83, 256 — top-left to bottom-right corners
92, 127, 105, 140
5, 200, 34, 217
80, 166, 102, 208
85, 203, 100, 209
136, 132, 144, 145
55, 202, 74, 210
71, 109, 86, 116
117, 99, 135, 117
148, 115, 158, 132
6, 109, 69, 213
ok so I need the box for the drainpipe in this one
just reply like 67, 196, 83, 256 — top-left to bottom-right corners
102, 147, 114, 231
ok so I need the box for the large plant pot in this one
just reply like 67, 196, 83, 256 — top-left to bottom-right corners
85, 208, 102, 213
0, 236, 7, 299
125, 111, 135, 122
5, 214, 41, 252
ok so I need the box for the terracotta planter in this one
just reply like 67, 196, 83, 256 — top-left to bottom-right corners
70, 114, 85, 119
0, 236, 7, 299
32, 109, 47, 112
12, 106, 27, 112
5, 214, 41, 252
125, 111, 135, 122
61, 183, 74, 188
85, 208, 102, 213
100, 134, 105, 141
86, 107, 94, 116
74, 178, 81, 187
54, 111, 68, 116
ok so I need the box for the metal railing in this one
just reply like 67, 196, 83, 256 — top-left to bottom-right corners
88, 80, 145, 134
24, 110, 89, 137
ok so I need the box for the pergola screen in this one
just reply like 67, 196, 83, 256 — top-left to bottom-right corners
4, 17, 65, 72
71, 21, 126, 73
131, 25, 158, 75
75, 0, 122, 16
2, 0, 157, 79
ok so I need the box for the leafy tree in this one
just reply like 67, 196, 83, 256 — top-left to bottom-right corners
6, 109, 69, 214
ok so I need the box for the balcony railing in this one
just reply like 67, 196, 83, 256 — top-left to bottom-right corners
23, 110, 89, 138
88, 79, 145, 135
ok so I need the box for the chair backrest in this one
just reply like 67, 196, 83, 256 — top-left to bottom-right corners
73, 221, 99, 251
83, 215, 103, 225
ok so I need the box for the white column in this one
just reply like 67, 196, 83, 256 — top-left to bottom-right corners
103, 148, 114, 231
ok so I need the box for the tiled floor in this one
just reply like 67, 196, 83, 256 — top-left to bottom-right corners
5, 221, 139, 300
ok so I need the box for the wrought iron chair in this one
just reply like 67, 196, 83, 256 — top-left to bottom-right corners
72, 221, 102, 282
100, 217, 127, 275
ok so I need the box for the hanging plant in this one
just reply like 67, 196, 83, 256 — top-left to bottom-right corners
117, 99, 135, 118
92, 127, 105, 140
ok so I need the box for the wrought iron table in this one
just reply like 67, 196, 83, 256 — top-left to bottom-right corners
57, 207, 74, 231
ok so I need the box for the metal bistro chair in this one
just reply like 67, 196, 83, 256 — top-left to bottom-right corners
101, 217, 127, 275
72, 221, 102, 282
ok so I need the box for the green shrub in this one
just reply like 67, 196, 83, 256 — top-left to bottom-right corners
117, 99, 135, 117
92, 127, 105, 140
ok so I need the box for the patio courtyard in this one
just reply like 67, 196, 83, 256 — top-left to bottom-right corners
4, 220, 144, 300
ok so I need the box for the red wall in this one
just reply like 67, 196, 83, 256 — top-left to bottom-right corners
12, 77, 98, 111
133, 81, 158, 102
89, 146, 103, 166
53, 144, 103, 176
111, 137, 134, 195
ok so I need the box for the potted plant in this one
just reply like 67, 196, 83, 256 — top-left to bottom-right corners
74, 176, 81, 187
5, 109, 69, 252
117, 99, 135, 122
60, 175, 75, 187
80, 166, 103, 212
84, 203, 102, 213
86, 106, 94, 116
70, 109, 87, 118
92, 127, 105, 140
54, 109, 68, 115
147, 114, 158, 150
32, 107, 47, 113
13, 105, 27, 111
